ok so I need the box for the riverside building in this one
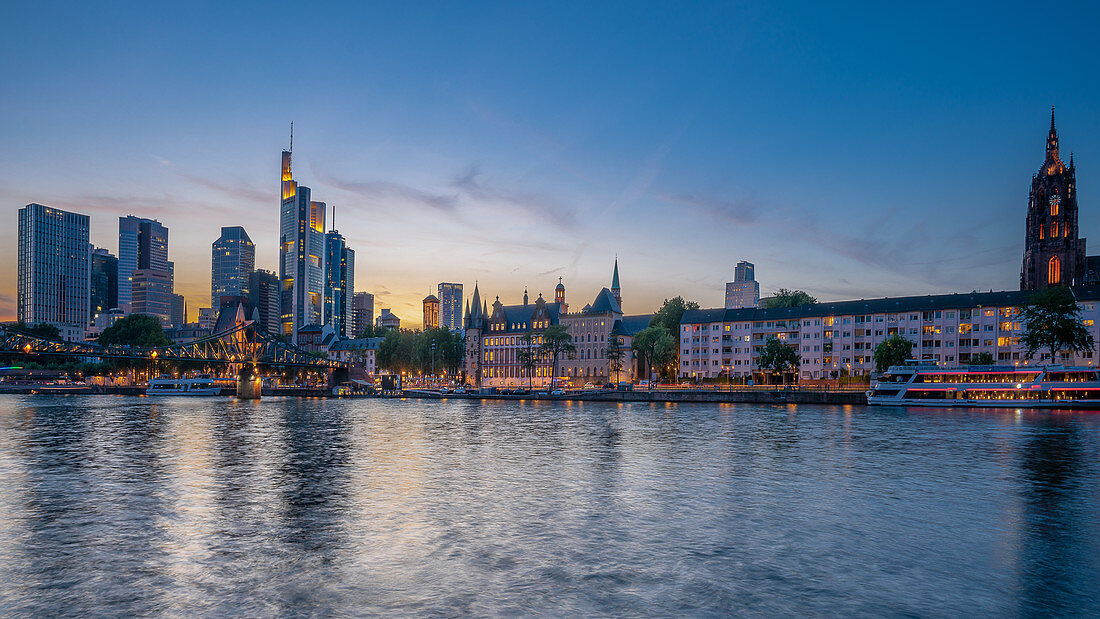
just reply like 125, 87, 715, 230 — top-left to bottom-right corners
211, 226, 255, 308
279, 130, 327, 338
17, 203, 91, 341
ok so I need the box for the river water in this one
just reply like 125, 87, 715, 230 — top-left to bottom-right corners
0, 396, 1097, 616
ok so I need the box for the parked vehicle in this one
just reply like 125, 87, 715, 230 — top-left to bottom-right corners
550, 388, 565, 396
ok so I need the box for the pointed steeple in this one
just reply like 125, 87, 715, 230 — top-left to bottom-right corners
523, 287, 529, 306
610, 258, 621, 308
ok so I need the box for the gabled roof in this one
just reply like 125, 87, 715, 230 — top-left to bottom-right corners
612, 314, 653, 337
680, 286, 1100, 325
585, 287, 622, 315
484, 301, 562, 334
329, 336, 385, 351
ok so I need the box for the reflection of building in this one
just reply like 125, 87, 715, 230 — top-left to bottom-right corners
438, 282, 463, 331
681, 288, 1100, 381
249, 269, 280, 334
352, 292, 374, 337
1021, 110, 1094, 289
90, 247, 118, 324
324, 230, 354, 337
725, 260, 759, 309
119, 215, 171, 316
279, 136, 327, 338
211, 226, 255, 308
376, 308, 400, 329
422, 294, 440, 329
17, 203, 91, 341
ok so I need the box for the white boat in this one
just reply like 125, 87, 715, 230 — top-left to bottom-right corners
867, 361, 1100, 408
146, 375, 223, 396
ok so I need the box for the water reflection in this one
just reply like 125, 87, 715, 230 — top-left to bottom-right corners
0, 396, 1096, 615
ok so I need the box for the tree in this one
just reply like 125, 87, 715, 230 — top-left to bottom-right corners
11, 321, 62, 341
605, 335, 626, 384
539, 324, 576, 388
967, 352, 994, 366
756, 336, 800, 385
378, 329, 417, 373
632, 325, 676, 381
873, 335, 914, 373
648, 297, 699, 379
761, 289, 817, 309
97, 314, 171, 348
517, 331, 538, 390
1018, 286, 1095, 362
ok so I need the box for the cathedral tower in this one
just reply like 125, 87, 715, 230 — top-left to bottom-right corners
1021, 109, 1084, 290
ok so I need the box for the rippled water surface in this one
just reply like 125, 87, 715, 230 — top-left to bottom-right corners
0, 396, 1098, 615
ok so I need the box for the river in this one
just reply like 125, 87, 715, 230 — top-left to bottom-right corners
0, 396, 1097, 615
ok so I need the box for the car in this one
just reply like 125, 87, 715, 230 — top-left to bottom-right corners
454, 387, 467, 394
440, 387, 450, 394
582, 383, 597, 391
550, 389, 565, 396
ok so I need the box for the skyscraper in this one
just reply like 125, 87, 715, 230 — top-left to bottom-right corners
118, 215, 172, 318
171, 293, 186, 328
725, 260, 759, 309
423, 294, 440, 329
249, 269, 280, 334
279, 136, 326, 337
352, 292, 374, 337
324, 229, 355, 337
438, 282, 463, 331
17, 204, 91, 341
211, 226, 255, 308
90, 247, 118, 323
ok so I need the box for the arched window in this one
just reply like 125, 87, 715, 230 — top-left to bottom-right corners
1052, 222, 1059, 238
1049, 255, 1061, 285
1051, 200, 1059, 217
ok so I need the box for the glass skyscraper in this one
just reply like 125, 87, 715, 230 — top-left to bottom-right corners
17, 204, 91, 340
211, 226, 255, 308
438, 282, 463, 331
279, 145, 326, 337
118, 215, 172, 322
90, 247, 118, 323
324, 230, 355, 338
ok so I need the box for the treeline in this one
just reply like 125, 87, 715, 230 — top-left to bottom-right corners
376, 328, 464, 375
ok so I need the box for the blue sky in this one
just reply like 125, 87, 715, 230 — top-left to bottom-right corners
2, 1, 1099, 325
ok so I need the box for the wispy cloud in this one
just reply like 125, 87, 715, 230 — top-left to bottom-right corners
451, 166, 577, 231
177, 174, 271, 205
656, 192, 764, 225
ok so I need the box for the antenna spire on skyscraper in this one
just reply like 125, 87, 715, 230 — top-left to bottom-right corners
290, 121, 293, 151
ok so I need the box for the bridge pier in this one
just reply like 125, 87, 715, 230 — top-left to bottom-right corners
237, 365, 261, 400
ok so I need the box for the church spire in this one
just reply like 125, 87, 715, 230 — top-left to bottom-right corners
1044, 107, 1064, 175
610, 258, 621, 308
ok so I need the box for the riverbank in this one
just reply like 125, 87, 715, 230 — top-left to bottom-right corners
403, 388, 867, 405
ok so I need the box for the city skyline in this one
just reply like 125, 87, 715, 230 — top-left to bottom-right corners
3, 3, 1100, 327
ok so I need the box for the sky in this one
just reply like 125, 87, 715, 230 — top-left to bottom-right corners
2, 1, 1099, 328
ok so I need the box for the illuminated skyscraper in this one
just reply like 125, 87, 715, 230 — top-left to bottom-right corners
211, 226, 255, 308
17, 203, 90, 341
90, 247, 118, 323
249, 269, 280, 335
437, 282, 463, 331
324, 229, 355, 337
279, 132, 326, 337
118, 215, 171, 320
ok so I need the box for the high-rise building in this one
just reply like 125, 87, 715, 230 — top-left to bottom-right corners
279, 137, 326, 337
17, 204, 90, 341
249, 269, 280, 334
211, 226, 255, 308
324, 230, 355, 337
423, 294, 440, 329
725, 260, 760, 309
437, 283, 463, 331
171, 293, 186, 329
1021, 109, 1087, 289
118, 215, 171, 318
352, 292, 374, 337
90, 247, 118, 324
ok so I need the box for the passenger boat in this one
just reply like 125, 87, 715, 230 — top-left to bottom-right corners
146, 375, 223, 396
868, 361, 1100, 408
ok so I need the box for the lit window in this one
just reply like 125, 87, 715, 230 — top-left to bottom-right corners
1049, 255, 1061, 285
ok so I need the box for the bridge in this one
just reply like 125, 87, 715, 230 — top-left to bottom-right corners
0, 320, 346, 398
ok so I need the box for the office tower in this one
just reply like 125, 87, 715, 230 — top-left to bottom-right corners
118, 215, 171, 318
725, 260, 760, 309
437, 282, 463, 331
423, 294, 440, 329
249, 269, 280, 334
279, 137, 326, 337
352, 292, 374, 337
211, 226, 255, 308
90, 247, 118, 323
17, 204, 91, 341
324, 230, 355, 337
171, 293, 186, 328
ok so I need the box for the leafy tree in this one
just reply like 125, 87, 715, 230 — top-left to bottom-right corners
605, 335, 626, 384
97, 314, 171, 348
761, 289, 817, 309
378, 329, 417, 373
632, 325, 676, 381
967, 352, 994, 366
517, 331, 538, 390
756, 336, 800, 385
1019, 286, 1095, 362
648, 297, 699, 379
539, 324, 576, 388
873, 335, 914, 372
11, 321, 62, 341
417, 327, 463, 376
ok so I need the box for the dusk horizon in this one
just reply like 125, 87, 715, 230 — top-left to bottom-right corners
4, 3, 1100, 327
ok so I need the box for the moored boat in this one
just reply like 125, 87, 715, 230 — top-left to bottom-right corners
146, 375, 223, 396
868, 361, 1100, 408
